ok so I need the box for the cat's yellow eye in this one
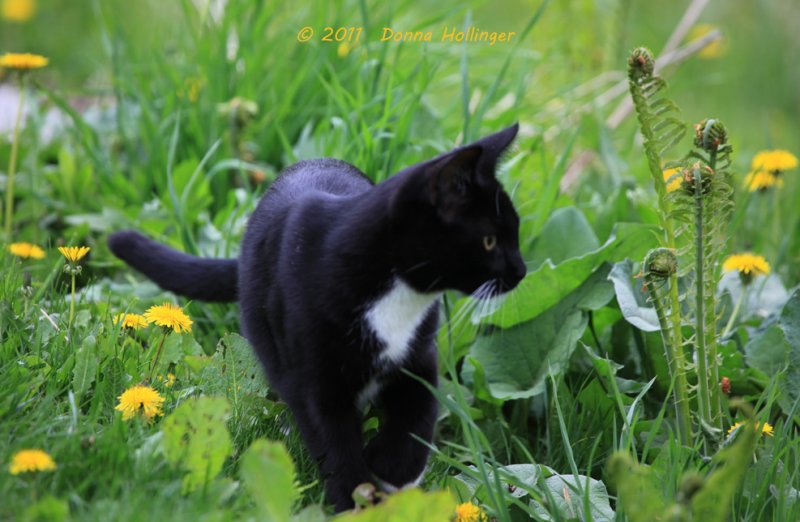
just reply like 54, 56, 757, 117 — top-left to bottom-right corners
483, 235, 497, 251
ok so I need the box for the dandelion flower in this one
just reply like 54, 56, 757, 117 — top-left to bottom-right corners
454, 502, 487, 522
751, 150, 798, 174
1, 0, 36, 23
722, 253, 770, 277
115, 385, 165, 421
745, 170, 783, 192
164, 373, 176, 388
337, 42, 351, 59
0, 52, 48, 70
144, 302, 193, 333
57, 246, 90, 264
663, 167, 682, 193
9, 449, 56, 474
728, 420, 774, 437
113, 313, 149, 330
7, 242, 45, 259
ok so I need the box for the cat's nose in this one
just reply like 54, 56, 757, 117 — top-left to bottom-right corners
503, 253, 527, 289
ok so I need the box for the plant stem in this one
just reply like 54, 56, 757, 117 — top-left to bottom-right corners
721, 286, 747, 338
69, 272, 76, 331
4, 75, 26, 239
148, 330, 168, 383
648, 274, 691, 445
693, 166, 712, 430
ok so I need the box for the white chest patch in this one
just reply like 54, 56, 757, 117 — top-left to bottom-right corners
365, 278, 441, 365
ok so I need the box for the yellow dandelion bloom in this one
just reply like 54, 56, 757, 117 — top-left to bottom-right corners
728, 420, 774, 437
115, 385, 165, 421
164, 373, 176, 388
57, 246, 90, 264
722, 253, 770, 277
9, 449, 56, 474
454, 502, 487, 522
663, 167, 682, 193
144, 302, 193, 333
0, 52, 48, 70
7, 242, 45, 259
751, 149, 798, 174
113, 312, 149, 330
688, 24, 726, 59
1, 0, 36, 22
337, 42, 351, 58
745, 170, 783, 192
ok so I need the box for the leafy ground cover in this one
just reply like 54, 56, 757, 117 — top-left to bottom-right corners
2, 0, 799, 520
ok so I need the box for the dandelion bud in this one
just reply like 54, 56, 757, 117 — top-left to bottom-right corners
643, 248, 677, 280
693, 118, 727, 152
627, 47, 655, 81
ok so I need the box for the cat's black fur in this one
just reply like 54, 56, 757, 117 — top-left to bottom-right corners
108, 124, 526, 511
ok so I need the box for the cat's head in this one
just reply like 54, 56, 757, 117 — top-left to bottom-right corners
389, 124, 526, 297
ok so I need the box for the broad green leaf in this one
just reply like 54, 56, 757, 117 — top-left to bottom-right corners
200, 333, 268, 407
161, 396, 232, 493
466, 267, 612, 400
529, 473, 615, 522
745, 325, 788, 374
528, 206, 600, 270
240, 439, 298, 522
73, 336, 99, 398
608, 260, 660, 332
607, 452, 667, 522
745, 289, 800, 416
334, 488, 455, 522
477, 222, 658, 328
155, 331, 203, 376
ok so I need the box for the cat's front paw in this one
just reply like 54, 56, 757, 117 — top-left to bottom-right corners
364, 438, 427, 492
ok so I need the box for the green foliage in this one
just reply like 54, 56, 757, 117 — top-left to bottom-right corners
333, 489, 455, 522
240, 438, 299, 522
746, 289, 800, 417
161, 396, 233, 493
607, 452, 667, 522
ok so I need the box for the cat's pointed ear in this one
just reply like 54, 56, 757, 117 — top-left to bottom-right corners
469, 122, 519, 171
428, 145, 482, 219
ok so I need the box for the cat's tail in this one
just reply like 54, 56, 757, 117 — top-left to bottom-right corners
108, 231, 238, 302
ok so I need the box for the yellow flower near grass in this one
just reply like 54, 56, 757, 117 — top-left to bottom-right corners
7, 242, 45, 259
115, 385, 165, 421
728, 421, 774, 437
663, 167, 682, 193
751, 149, 798, 174
113, 313, 149, 330
58, 246, 90, 264
144, 302, 193, 333
0, 52, 48, 70
9, 449, 56, 474
745, 170, 783, 192
722, 253, 770, 277
454, 502, 487, 522
688, 24, 726, 59
1, 0, 36, 22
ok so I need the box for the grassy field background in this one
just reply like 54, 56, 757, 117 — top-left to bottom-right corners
2, 0, 799, 520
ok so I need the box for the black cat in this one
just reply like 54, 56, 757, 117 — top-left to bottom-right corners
109, 124, 526, 511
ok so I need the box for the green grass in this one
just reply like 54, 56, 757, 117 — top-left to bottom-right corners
2, 0, 800, 520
